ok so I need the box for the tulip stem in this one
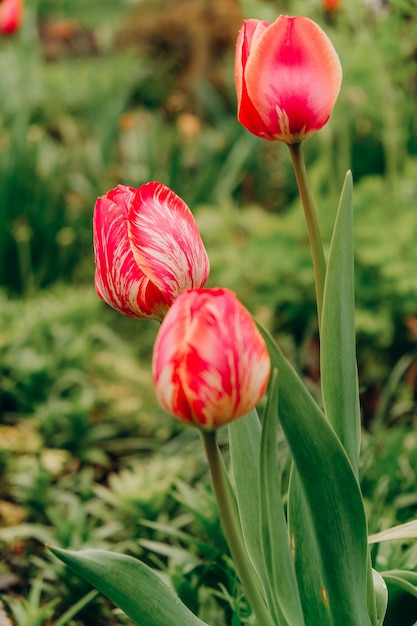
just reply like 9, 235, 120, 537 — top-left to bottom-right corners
288, 142, 326, 328
201, 430, 275, 626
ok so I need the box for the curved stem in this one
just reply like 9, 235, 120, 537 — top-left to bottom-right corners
201, 430, 275, 626
288, 142, 326, 329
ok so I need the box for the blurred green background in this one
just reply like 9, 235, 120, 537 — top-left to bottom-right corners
1, 0, 417, 623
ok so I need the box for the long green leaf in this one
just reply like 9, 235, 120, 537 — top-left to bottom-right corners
258, 323, 371, 626
288, 472, 331, 626
228, 410, 266, 593
321, 171, 361, 474
49, 547, 209, 626
259, 370, 306, 626
369, 519, 417, 544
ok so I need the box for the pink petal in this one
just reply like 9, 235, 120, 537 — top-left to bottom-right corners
235, 20, 274, 139
242, 16, 342, 142
128, 182, 210, 301
93, 185, 169, 318
0, 0, 22, 34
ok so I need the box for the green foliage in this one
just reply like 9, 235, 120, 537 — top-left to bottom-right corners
321, 172, 361, 471
49, 548, 210, 626
259, 371, 305, 626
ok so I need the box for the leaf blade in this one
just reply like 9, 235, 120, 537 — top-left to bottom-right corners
259, 370, 306, 626
228, 409, 266, 593
321, 171, 361, 473
258, 322, 371, 626
49, 547, 209, 626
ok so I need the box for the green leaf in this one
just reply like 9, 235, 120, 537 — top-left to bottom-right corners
369, 520, 417, 544
259, 369, 305, 626
381, 570, 417, 626
228, 410, 266, 593
49, 547, 209, 626
54, 589, 99, 626
321, 171, 361, 474
257, 323, 371, 626
288, 473, 331, 626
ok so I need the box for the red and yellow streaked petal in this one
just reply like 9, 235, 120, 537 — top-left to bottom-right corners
152, 289, 270, 430
128, 183, 210, 302
93, 185, 169, 319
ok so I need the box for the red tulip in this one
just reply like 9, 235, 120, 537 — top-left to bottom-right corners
323, 0, 341, 11
235, 15, 342, 143
0, 0, 23, 35
152, 288, 271, 430
93, 182, 210, 320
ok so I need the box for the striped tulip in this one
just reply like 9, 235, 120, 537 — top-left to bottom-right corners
0, 0, 23, 34
93, 182, 210, 320
152, 288, 271, 430
235, 15, 342, 143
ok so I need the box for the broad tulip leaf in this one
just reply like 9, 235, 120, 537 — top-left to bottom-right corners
49, 547, 209, 626
321, 171, 361, 474
259, 370, 306, 626
228, 410, 267, 593
288, 472, 331, 626
258, 323, 372, 626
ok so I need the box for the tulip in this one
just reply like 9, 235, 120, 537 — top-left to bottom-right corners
0, 0, 23, 35
93, 182, 210, 320
323, 0, 341, 11
235, 15, 342, 143
152, 288, 271, 430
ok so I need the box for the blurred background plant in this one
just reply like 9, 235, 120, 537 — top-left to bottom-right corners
1, 0, 417, 623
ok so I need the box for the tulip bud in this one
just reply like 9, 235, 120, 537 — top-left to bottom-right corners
0, 0, 23, 35
93, 182, 209, 320
152, 288, 271, 430
323, 0, 341, 12
235, 15, 342, 143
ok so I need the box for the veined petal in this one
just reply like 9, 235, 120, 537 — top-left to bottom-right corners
244, 16, 342, 142
128, 182, 210, 301
93, 185, 169, 319
152, 289, 271, 430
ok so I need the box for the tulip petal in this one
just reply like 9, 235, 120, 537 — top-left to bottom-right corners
0, 0, 23, 34
93, 185, 169, 318
128, 183, 210, 302
235, 20, 275, 140
239, 15, 342, 143
153, 289, 271, 430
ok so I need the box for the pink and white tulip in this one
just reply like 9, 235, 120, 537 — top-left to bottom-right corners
235, 15, 342, 143
93, 182, 210, 320
152, 288, 271, 430
0, 0, 23, 35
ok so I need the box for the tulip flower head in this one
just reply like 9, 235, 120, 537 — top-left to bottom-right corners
152, 288, 271, 430
93, 182, 210, 320
235, 15, 342, 143
0, 0, 23, 35
323, 0, 341, 11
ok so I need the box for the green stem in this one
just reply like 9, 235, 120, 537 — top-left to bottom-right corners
201, 430, 275, 626
288, 142, 326, 328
